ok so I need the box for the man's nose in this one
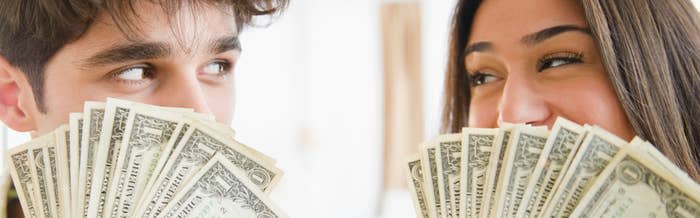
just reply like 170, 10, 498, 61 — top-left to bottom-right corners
497, 74, 552, 126
158, 72, 212, 115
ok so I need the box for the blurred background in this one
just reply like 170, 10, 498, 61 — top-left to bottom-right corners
2, 0, 700, 217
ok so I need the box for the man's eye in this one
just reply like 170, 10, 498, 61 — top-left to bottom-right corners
201, 61, 230, 76
470, 72, 501, 87
537, 53, 583, 72
113, 66, 154, 81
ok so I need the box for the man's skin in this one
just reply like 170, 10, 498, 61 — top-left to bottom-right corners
0, 2, 241, 217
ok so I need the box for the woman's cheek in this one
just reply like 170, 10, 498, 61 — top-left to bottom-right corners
468, 94, 500, 128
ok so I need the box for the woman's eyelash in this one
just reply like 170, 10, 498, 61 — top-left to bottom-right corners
537, 52, 584, 71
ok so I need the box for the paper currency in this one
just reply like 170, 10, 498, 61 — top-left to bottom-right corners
540, 126, 628, 217
134, 119, 281, 217
85, 99, 133, 218
102, 105, 184, 218
407, 118, 700, 218
407, 155, 430, 218
54, 125, 72, 218
421, 143, 442, 218
77, 102, 105, 218
571, 139, 700, 217
436, 133, 463, 218
43, 133, 61, 218
157, 153, 287, 218
7, 134, 53, 218
5, 99, 286, 218
458, 128, 497, 218
515, 118, 586, 217
492, 126, 548, 218
479, 128, 512, 218
68, 113, 83, 218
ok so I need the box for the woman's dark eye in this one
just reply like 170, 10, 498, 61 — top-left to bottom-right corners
537, 53, 583, 72
470, 72, 500, 87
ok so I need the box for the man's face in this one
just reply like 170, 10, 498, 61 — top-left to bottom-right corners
27, 2, 239, 135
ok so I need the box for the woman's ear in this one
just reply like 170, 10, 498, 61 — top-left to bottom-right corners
0, 55, 37, 132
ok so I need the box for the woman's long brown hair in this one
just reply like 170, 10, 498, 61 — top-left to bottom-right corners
442, 0, 700, 181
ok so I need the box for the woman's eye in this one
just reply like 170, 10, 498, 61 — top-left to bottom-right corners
202, 61, 230, 76
537, 53, 583, 72
470, 72, 501, 87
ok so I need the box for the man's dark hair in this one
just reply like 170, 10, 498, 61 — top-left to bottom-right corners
0, 0, 287, 112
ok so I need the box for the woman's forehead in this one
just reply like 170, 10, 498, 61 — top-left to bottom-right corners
468, 0, 588, 45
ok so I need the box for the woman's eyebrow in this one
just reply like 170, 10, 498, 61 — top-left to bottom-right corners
82, 42, 171, 68
520, 25, 591, 46
463, 42, 493, 57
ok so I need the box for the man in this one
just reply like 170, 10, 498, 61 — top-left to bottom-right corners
0, 0, 287, 216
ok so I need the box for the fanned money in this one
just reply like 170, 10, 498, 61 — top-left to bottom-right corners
5, 98, 287, 218
133, 118, 280, 218
405, 117, 700, 218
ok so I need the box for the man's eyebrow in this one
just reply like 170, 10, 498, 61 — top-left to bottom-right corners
211, 35, 241, 54
463, 42, 493, 57
83, 42, 171, 67
520, 25, 591, 45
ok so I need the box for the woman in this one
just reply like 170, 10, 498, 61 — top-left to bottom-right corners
442, 0, 700, 181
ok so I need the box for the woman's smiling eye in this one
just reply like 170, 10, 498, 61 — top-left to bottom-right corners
537, 52, 584, 72
470, 72, 501, 87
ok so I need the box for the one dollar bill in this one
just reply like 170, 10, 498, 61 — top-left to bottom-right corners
406, 155, 430, 218
459, 128, 497, 218
540, 126, 628, 217
157, 153, 288, 218
571, 139, 700, 217
515, 118, 587, 218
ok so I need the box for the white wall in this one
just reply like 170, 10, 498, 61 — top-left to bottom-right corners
234, 0, 384, 217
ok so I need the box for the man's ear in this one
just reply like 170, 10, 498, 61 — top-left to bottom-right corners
0, 55, 36, 132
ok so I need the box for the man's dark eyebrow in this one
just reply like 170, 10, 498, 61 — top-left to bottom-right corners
211, 35, 241, 54
463, 42, 493, 57
521, 25, 591, 45
83, 42, 171, 67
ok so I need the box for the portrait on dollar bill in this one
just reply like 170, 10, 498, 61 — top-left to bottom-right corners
0, 0, 289, 217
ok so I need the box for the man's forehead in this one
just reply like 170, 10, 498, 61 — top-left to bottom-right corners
86, 2, 236, 44
71, 1, 238, 57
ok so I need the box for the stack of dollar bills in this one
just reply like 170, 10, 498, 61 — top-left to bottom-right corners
406, 117, 700, 218
6, 98, 287, 218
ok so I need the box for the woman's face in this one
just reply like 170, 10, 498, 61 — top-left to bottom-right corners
465, 0, 635, 139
